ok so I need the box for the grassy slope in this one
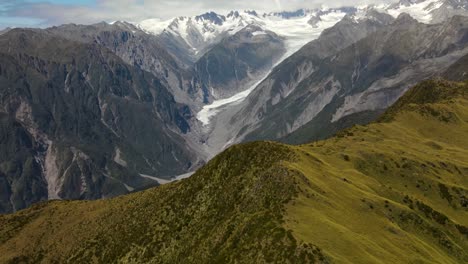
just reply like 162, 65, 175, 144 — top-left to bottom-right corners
286, 80, 468, 263
0, 80, 467, 263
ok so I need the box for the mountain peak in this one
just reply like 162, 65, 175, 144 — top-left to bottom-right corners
195, 11, 226, 25
244, 10, 259, 17
0, 27, 11, 35
397, 0, 431, 7
364, 8, 395, 24
341, 13, 360, 24
394, 12, 419, 24
337, 8, 394, 25
227, 10, 240, 18
270, 9, 309, 19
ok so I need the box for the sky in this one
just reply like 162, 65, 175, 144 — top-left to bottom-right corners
0, 0, 397, 29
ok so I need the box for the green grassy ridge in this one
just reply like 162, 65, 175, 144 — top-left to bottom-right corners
0, 80, 467, 263
286, 80, 468, 263
0, 142, 326, 263
379, 79, 467, 122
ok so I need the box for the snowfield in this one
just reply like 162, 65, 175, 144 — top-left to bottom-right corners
386, 0, 444, 23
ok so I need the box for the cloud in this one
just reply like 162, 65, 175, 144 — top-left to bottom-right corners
0, 0, 397, 29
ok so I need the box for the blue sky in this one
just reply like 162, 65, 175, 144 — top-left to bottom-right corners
0, 0, 96, 28
0, 0, 392, 29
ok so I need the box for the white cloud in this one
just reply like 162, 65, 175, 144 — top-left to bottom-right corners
1, 0, 397, 28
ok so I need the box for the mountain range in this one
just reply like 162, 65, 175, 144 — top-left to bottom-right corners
0, 0, 467, 215
1, 76, 466, 263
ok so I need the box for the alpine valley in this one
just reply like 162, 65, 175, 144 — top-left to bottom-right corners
0, 0, 467, 262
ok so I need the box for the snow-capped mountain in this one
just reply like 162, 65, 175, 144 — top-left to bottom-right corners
137, 0, 467, 65
384, 0, 468, 23
386, 0, 444, 23
134, 0, 468, 131
139, 11, 248, 60
387, 0, 447, 23
137, 8, 353, 63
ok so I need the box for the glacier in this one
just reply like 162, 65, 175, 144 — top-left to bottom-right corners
195, 10, 348, 125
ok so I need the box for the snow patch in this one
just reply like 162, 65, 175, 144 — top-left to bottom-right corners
124, 184, 135, 192
387, 0, 444, 23
114, 148, 127, 167
139, 172, 195, 185
251, 31, 267, 36
137, 18, 173, 35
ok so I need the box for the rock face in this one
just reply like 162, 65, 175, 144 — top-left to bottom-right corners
443, 53, 468, 81
0, 113, 46, 213
0, 29, 199, 213
225, 14, 468, 145
427, 0, 468, 23
195, 25, 286, 98
46, 22, 208, 107
0, 28, 10, 35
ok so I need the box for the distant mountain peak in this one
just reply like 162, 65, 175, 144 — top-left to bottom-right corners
135, 0, 467, 65
227, 11, 240, 18
397, 0, 432, 6
270, 9, 308, 19
195, 11, 226, 25
244, 10, 259, 17
395, 12, 419, 23
384, 0, 468, 23
336, 7, 394, 25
